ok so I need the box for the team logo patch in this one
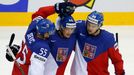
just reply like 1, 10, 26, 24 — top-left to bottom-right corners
82, 43, 97, 59
56, 48, 68, 62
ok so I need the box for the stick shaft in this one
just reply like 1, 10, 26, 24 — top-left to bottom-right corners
116, 33, 118, 43
9, 33, 15, 46
8, 33, 25, 75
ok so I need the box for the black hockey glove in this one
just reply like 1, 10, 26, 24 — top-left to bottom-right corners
6, 44, 20, 62
55, 2, 76, 16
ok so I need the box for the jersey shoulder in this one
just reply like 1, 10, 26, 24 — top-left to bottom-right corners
25, 35, 50, 53
101, 30, 116, 48
102, 30, 115, 39
76, 20, 86, 28
34, 39, 49, 50
76, 20, 86, 33
26, 20, 37, 34
49, 31, 59, 40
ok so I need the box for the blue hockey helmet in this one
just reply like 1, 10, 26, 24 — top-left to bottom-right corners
87, 11, 104, 27
59, 16, 76, 29
36, 19, 55, 35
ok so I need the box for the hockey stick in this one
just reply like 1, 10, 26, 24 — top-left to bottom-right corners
115, 33, 118, 44
7, 33, 25, 75
9, 33, 15, 46
115, 33, 119, 50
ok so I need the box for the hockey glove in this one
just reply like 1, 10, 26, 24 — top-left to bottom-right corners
6, 44, 20, 62
55, 2, 76, 16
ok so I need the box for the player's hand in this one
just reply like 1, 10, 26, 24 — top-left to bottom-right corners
6, 44, 20, 62
55, 2, 76, 16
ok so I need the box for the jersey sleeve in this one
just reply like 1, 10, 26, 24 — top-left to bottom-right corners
25, 20, 37, 35
25, 6, 56, 42
108, 35, 125, 75
32, 6, 55, 19
16, 41, 32, 65
27, 6, 55, 33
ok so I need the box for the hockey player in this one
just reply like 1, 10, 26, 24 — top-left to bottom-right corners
71, 11, 125, 75
6, 18, 55, 75
31, 2, 77, 75
6, 2, 76, 75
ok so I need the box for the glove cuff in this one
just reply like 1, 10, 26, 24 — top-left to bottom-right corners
54, 3, 60, 13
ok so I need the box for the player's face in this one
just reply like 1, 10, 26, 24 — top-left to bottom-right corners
62, 28, 75, 38
86, 21, 99, 35
44, 32, 50, 39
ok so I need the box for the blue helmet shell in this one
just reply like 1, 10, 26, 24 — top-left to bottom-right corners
87, 11, 104, 27
36, 19, 55, 35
